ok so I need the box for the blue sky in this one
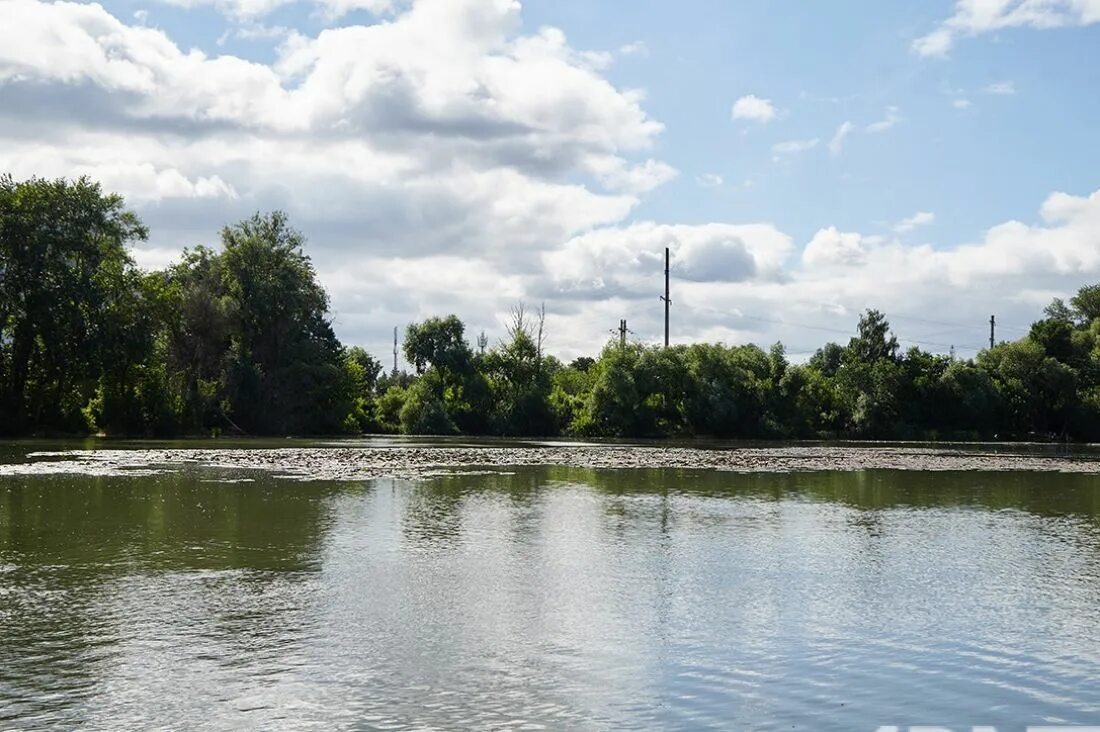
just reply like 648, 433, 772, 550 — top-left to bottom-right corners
2, 0, 1099, 360
525, 1, 1099, 241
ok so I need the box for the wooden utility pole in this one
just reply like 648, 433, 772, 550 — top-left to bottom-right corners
393, 326, 398, 374
660, 246, 671, 347
989, 315, 995, 349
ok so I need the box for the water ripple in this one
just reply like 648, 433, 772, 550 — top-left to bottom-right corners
3, 465, 1100, 729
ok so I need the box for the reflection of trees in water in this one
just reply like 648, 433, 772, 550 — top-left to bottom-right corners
0, 469, 337, 572
400, 470, 545, 548
397, 466, 1100, 554
0, 469, 339, 722
536, 466, 1100, 522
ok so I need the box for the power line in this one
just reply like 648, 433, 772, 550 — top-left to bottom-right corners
729, 297, 1033, 336
891, 311, 1030, 335
731, 313, 988, 352
735, 313, 856, 338
899, 337, 988, 351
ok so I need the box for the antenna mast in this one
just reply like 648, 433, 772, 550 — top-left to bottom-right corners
660, 246, 671, 347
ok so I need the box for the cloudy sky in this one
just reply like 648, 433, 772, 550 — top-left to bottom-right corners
2, 0, 1099, 363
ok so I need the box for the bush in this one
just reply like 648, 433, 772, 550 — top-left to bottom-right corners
398, 381, 457, 435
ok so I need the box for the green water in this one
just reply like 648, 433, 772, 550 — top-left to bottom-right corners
2, 442, 1100, 730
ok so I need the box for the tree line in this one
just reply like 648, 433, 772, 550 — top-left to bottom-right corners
4, 174, 1100, 441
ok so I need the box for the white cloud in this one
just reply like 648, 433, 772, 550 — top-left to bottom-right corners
953, 98, 972, 109
914, 0, 1100, 57
984, 81, 1017, 95
585, 156, 679, 195
0, 0, 686, 358
894, 211, 935, 234
802, 227, 870, 268
219, 22, 293, 45
731, 94, 777, 123
543, 222, 794, 293
618, 41, 648, 56
0, 0, 664, 155
691, 188, 1100, 357
772, 138, 819, 157
160, 0, 395, 20
912, 28, 954, 57
865, 106, 902, 133
696, 173, 723, 188
942, 189, 1100, 282
5, 0, 1100, 360
828, 121, 853, 156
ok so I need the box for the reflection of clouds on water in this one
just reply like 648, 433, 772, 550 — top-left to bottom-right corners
0, 470, 337, 728
3, 459, 1100, 727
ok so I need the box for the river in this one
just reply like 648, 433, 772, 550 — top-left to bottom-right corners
2, 439, 1099, 730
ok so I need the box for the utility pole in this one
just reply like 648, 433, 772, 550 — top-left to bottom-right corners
660, 246, 671, 348
989, 315, 995, 349
393, 326, 398, 374
611, 319, 630, 347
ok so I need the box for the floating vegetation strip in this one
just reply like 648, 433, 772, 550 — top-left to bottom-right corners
3, 445, 1100, 481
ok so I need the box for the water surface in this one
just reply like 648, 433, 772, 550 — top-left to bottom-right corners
2, 441, 1100, 730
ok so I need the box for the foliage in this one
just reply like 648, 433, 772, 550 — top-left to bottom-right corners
399, 380, 457, 435
0, 175, 148, 434
0, 178, 357, 436
11, 174, 1100, 442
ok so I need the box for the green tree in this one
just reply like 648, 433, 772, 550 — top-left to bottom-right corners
399, 379, 457, 435
402, 315, 485, 433
217, 212, 353, 434
847, 309, 898, 364
809, 342, 845, 377
158, 247, 237, 431
635, 345, 690, 435
1044, 297, 1074, 323
1029, 318, 1076, 363
578, 342, 645, 436
482, 305, 555, 435
374, 384, 409, 434
934, 361, 1001, 437
681, 343, 770, 437
0, 175, 148, 434
86, 269, 178, 435
404, 315, 472, 379
978, 340, 1076, 437
342, 346, 385, 432
1070, 284, 1100, 324
835, 358, 904, 437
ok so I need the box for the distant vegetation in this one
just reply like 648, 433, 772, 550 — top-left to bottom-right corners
4, 174, 1100, 441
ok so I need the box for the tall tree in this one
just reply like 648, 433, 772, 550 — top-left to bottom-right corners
1070, 284, 1100, 325
847, 309, 899, 364
0, 175, 147, 433
403, 315, 472, 379
217, 212, 352, 434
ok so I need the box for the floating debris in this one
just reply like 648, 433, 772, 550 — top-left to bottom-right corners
3, 444, 1100, 481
